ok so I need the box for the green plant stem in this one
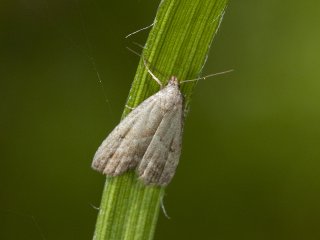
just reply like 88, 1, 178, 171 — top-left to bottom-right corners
93, 0, 228, 239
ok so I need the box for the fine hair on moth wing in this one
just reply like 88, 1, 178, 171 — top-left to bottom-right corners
92, 56, 233, 186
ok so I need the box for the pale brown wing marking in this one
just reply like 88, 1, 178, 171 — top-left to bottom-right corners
107, 100, 166, 175
138, 104, 183, 186
91, 95, 158, 172
93, 91, 171, 176
158, 106, 183, 184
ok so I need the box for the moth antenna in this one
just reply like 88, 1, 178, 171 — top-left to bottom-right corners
180, 69, 234, 84
142, 56, 163, 88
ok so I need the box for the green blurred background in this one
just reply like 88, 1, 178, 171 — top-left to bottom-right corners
1, 0, 320, 239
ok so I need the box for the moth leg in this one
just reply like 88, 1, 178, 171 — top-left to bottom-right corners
142, 57, 163, 88
125, 104, 135, 110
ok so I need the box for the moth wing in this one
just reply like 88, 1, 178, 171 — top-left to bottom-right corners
137, 104, 183, 186
92, 93, 166, 176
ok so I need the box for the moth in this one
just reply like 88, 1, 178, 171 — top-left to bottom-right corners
92, 75, 184, 186
92, 60, 231, 186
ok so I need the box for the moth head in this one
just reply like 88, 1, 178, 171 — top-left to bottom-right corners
168, 76, 179, 86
